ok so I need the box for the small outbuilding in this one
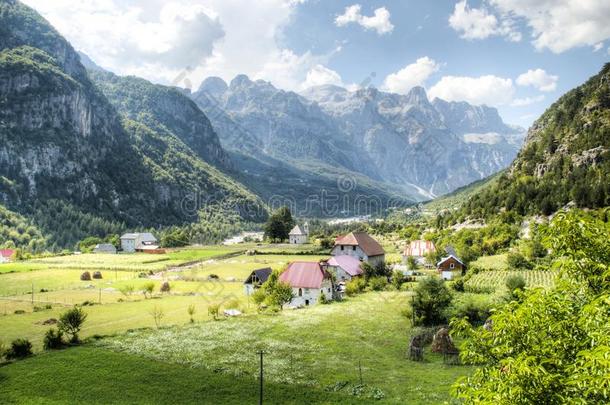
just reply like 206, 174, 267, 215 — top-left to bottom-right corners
93, 244, 117, 254
437, 255, 466, 280
243, 267, 273, 295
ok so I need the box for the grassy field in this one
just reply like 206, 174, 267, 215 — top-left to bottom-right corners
0, 245, 329, 350
0, 292, 472, 404
469, 254, 508, 271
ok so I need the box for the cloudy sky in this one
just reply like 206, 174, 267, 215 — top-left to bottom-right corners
22, 0, 610, 127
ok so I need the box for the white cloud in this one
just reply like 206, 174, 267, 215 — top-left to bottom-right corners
593, 42, 604, 52
335, 4, 394, 35
464, 0, 610, 53
449, 0, 521, 42
511, 94, 545, 107
516, 69, 558, 92
428, 75, 515, 106
381, 57, 440, 94
21, 0, 322, 91
302, 65, 343, 89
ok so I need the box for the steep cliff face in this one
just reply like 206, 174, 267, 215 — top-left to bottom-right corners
0, 1, 266, 247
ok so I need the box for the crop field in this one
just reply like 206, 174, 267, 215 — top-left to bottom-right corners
0, 292, 472, 404
0, 245, 328, 350
469, 254, 508, 271
465, 270, 557, 292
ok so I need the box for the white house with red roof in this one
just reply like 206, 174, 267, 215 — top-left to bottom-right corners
327, 255, 363, 282
0, 249, 15, 263
331, 231, 385, 267
279, 261, 333, 307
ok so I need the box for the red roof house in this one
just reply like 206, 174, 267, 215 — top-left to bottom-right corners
0, 249, 15, 263
279, 261, 329, 288
404, 240, 436, 257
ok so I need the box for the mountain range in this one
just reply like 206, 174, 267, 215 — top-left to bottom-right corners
0, 0, 527, 249
192, 76, 524, 200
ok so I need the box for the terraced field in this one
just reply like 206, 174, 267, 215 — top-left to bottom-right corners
465, 270, 557, 293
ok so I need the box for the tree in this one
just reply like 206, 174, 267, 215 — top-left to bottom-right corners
406, 256, 418, 270
505, 274, 526, 298
263, 207, 295, 242
268, 281, 294, 309
506, 252, 533, 270
452, 211, 610, 404
150, 306, 164, 328
187, 304, 196, 323
58, 307, 87, 343
77, 236, 102, 253
412, 277, 452, 326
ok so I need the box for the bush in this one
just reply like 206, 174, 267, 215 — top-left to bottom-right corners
391, 270, 405, 289
160, 281, 171, 293
507, 252, 533, 270
5, 338, 33, 360
43, 328, 64, 350
80, 271, 91, 281
92, 271, 102, 279
368, 276, 388, 291
448, 294, 494, 326
452, 278, 465, 292
506, 274, 526, 298
142, 281, 155, 298
345, 277, 367, 296
412, 277, 452, 326
208, 303, 220, 320
58, 307, 87, 343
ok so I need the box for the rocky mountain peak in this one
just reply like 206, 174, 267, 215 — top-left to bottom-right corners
198, 76, 228, 97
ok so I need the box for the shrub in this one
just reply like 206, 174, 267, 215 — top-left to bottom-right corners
119, 284, 134, 298
208, 303, 220, 320
58, 307, 87, 343
43, 328, 64, 350
506, 274, 527, 298
150, 306, 164, 328
451, 278, 465, 292
142, 282, 155, 298
368, 276, 388, 291
507, 252, 533, 270
319, 292, 330, 304
208, 274, 219, 280
187, 304, 196, 323
412, 277, 452, 326
391, 270, 405, 290
92, 271, 102, 279
160, 281, 171, 293
345, 277, 367, 296
14, 309, 26, 315
448, 294, 494, 326
80, 271, 91, 281
5, 338, 33, 360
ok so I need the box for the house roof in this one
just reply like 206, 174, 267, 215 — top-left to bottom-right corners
437, 255, 466, 268
244, 267, 273, 285
120, 233, 157, 242
404, 240, 435, 257
0, 249, 14, 258
289, 225, 306, 235
120, 233, 138, 240
279, 261, 328, 289
334, 232, 385, 256
94, 244, 116, 250
328, 255, 363, 277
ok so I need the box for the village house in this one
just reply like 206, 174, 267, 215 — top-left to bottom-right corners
437, 255, 466, 280
331, 231, 385, 267
279, 261, 333, 307
288, 223, 309, 244
243, 267, 273, 295
93, 243, 117, 254
403, 239, 436, 266
0, 249, 15, 263
120, 233, 158, 253
326, 255, 363, 282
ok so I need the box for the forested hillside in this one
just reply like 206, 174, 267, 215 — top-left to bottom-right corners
449, 63, 610, 221
0, 0, 266, 249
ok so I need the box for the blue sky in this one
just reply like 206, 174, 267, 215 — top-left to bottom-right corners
24, 0, 610, 127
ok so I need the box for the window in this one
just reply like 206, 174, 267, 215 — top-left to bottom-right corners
341, 245, 344, 251
328, 288, 331, 293
298, 288, 302, 297
450, 263, 455, 269
352, 246, 356, 251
